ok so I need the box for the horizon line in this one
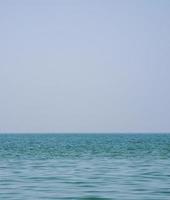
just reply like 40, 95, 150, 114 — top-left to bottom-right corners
0, 132, 170, 134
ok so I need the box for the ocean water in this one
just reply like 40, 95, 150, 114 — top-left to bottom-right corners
0, 134, 170, 200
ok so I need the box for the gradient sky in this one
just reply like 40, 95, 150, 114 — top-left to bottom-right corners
0, 0, 170, 133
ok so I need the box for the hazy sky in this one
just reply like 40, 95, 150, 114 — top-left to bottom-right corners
0, 0, 170, 133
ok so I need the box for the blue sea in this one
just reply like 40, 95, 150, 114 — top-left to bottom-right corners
0, 134, 170, 200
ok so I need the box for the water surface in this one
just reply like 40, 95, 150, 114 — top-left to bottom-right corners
0, 134, 170, 199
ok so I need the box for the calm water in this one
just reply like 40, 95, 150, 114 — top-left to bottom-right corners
0, 134, 170, 200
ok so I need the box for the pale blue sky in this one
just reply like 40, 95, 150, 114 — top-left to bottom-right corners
0, 0, 170, 133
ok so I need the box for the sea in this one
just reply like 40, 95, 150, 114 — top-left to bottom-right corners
0, 133, 170, 200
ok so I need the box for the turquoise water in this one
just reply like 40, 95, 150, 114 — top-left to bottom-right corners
0, 134, 170, 200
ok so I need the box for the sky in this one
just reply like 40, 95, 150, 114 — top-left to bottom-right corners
0, 0, 170, 133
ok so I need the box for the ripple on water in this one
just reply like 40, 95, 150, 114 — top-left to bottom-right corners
0, 134, 170, 200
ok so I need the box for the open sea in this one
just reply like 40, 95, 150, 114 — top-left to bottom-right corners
0, 134, 170, 200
